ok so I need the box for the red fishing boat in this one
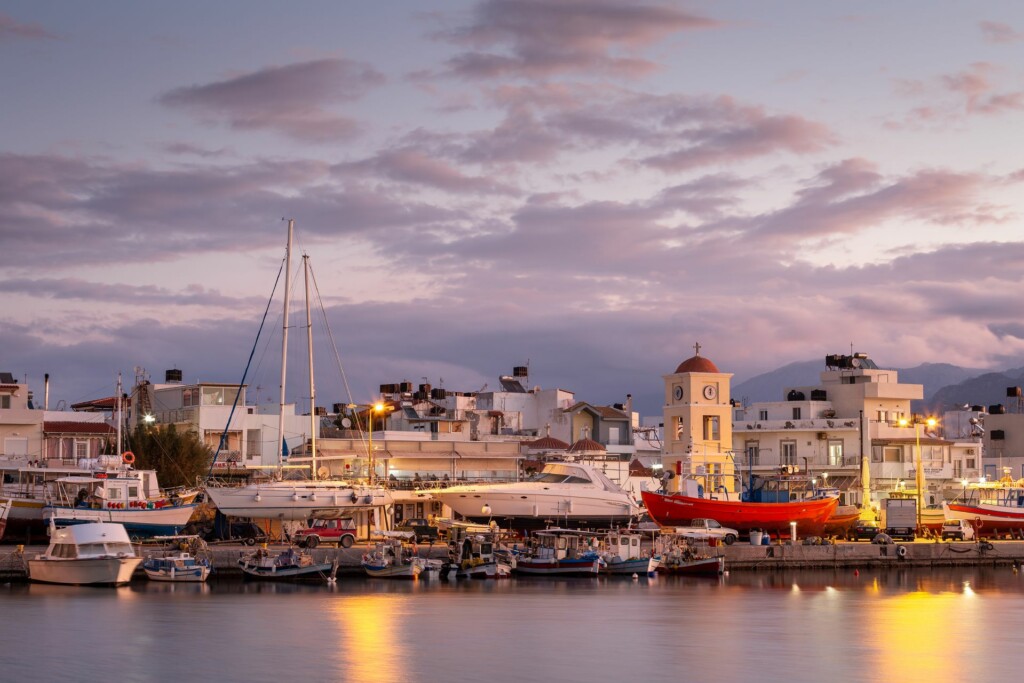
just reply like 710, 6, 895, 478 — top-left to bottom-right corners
641, 475, 838, 536
943, 481, 1024, 533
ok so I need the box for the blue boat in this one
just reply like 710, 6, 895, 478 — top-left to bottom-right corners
143, 552, 211, 582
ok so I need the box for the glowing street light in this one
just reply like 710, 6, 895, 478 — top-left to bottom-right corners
898, 415, 938, 530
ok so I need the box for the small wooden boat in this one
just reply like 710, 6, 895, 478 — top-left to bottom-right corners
656, 529, 725, 576
238, 546, 336, 581
513, 529, 602, 577
143, 537, 212, 582
598, 530, 660, 576
143, 552, 211, 582
361, 534, 424, 579
27, 521, 142, 586
444, 525, 513, 579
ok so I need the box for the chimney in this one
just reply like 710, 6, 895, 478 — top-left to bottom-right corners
44, 373, 50, 410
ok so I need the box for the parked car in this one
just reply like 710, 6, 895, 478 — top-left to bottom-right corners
672, 518, 739, 545
293, 518, 357, 548
941, 519, 975, 541
847, 520, 881, 541
396, 518, 439, 543
193, 512, 269, 546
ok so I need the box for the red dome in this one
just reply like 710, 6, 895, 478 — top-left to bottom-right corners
674, 355, 720, 374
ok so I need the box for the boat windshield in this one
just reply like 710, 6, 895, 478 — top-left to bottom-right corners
525, 472, 592, 484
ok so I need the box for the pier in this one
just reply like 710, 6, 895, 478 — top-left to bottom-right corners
3, 538, 1024, 581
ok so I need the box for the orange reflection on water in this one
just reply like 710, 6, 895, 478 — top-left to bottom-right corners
329, 594, 409, 680
866, 588, 977, 681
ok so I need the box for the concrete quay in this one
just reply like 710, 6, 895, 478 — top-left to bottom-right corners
2, 539, 1022, 581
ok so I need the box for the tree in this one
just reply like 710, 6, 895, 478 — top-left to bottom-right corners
124, 423, 213, 489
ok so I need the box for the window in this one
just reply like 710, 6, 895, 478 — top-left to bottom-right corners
74, 440, 89, 459
675, 416, 685, 440
792, 407, 801, 420
877, 410, 887, 423
608, 427, 620, 444
758, 410, 768, 421
828, 440, 843, 466
0, 395, 9, 409
703, 416, 720, 441
781, 441, 797, 465
745, 441, 760, 465
883, 447, 901, 463
967, 458, 976, 469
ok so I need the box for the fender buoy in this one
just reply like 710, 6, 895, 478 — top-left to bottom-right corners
897, 545, 907, 558
122, 451, 135, 465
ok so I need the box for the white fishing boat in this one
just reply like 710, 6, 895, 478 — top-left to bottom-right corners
204, 220, 392, 521
444, 525, 513, 579
43, 461, 198, 538
238, 546, 336, 581
598, 529, 660, 576
27, 521, 142, 586
429, 461, 641, 530
361, 533, 424, 579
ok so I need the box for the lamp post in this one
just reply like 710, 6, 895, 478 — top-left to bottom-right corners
368, 402, 385, 486
898, 415, 938, 531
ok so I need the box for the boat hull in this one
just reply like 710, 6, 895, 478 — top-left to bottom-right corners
641, 490, 837, 535
362, 562, 423, 579
45, 505, 197, 538
600, 556, 660, 576
823, 505, 861, 535
943, 501, 1024, 533
206, 483, 392, 521
657, 556, 725, 576
142, 556, 211, 582
513, 557, 602, 576
27, 557, 142, 586
238, 559, 335, 581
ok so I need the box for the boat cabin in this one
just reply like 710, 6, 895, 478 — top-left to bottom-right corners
601, 531, 647, 563
528, 529, 596, 561
53, 472, 165, 510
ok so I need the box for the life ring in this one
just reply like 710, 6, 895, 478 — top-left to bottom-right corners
122, 451, 135, 465
897, 545, 907, 558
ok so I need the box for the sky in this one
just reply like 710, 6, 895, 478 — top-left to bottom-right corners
3, 1, 1024, 419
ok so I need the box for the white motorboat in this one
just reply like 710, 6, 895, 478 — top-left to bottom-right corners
27, 522, 142, 586
204, 220, 391, 521
429, 461, 641, 530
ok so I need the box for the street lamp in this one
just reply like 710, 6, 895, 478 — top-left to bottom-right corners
898, 415, 938, 530
369, 402, 385, 486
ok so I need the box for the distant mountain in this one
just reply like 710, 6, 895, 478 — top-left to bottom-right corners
733, 359, 987, 406
928, 367, 1024, 412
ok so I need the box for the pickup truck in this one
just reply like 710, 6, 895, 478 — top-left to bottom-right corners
293, 518, 357, 548
671, 518, 739, 545
396, 518, 440, 543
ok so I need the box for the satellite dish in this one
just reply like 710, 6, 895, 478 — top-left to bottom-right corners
317, 466, 329, 479
341, 417, 352, 428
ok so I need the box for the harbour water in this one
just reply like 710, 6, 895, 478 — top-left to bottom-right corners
2, 568, 1019, 683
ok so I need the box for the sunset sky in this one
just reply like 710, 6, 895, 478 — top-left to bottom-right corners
3, 1, 1024, 417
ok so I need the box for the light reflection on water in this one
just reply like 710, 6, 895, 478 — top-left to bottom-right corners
2, 568, 1021, 683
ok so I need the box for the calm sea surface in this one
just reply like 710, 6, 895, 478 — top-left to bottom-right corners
2, 568, 1021, 683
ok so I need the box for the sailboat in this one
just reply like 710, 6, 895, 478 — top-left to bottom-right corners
204, 220, 392, 521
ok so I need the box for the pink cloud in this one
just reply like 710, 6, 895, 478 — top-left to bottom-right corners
942, 63, 1024, 115
333, 147, 519, 195
0, 13, 57, 41
980, 20, 1024, 44
437, 0, 721, 79
159, 59, 384, 142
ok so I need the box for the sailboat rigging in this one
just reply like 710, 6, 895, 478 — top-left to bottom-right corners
204, 219, 393, 521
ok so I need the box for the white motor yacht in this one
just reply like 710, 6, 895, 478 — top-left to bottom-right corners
429, 462, 641, 530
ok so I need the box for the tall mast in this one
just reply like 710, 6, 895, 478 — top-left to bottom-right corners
278, 219, 294, 469
116, 372, 123, 456
303, 254, 317, 479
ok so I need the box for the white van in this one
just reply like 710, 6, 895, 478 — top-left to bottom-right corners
941, 519, 975, 541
